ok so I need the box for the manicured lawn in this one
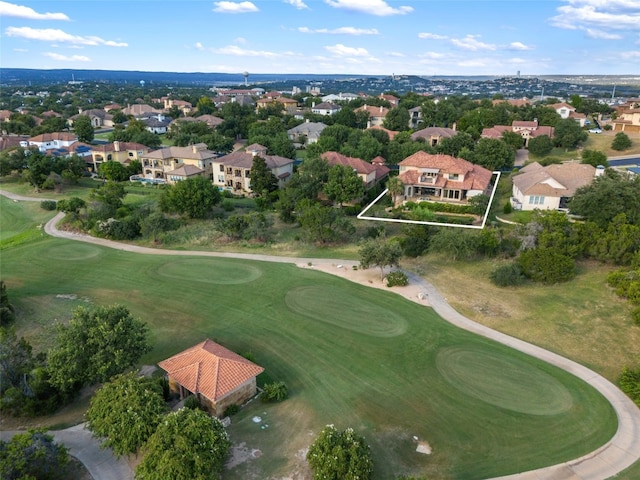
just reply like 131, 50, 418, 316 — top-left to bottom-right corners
0, 221, 617, 479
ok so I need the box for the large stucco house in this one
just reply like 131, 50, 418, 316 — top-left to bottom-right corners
481, 120, 554, 147
212, 143, 294, 194
158, 339, 264, 417
89, 141, 149, 174
511, 161, 603, 211
398, 152, 492, 203
321, 151, 390, 190
139, 143, 217, 181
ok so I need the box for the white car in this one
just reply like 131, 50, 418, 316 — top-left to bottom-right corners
589, 128, 602, 134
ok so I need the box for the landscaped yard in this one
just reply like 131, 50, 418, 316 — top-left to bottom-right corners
0, 196, 619, 479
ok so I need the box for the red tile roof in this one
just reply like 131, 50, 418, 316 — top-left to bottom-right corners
158, 339, 264, 402
398, 152, 492, 192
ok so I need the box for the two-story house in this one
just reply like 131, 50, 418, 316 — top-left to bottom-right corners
90, 141, 149, 174
139, 143, 217, 181
311, 102, 341, 116
287, 121, 327, 146
356, 105, 389, 128
398, 152, 492, 203
212, 144, 294, 194
321, 151, 390, 190
481, 120, 554, 147
27, 132, 77, 152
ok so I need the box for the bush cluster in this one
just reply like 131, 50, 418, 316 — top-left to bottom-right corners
40, 200, 57, 211
260, 381, 288, 402
386, 271, 409, 287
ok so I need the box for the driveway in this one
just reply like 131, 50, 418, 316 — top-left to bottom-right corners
2, 189, 640, 480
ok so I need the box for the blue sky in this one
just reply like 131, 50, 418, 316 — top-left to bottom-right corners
1, 0, 639, 76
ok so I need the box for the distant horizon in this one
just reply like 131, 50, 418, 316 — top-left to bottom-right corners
1, 1, 638, 76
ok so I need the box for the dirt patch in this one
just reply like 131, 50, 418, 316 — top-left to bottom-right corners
298, 262, 430, 307
138, 365, 157, 377
226, 442, 263, 469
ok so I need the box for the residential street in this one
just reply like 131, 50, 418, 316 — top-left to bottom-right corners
2, 190, 640, 480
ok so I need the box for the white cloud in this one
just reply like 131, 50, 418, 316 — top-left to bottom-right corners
418, 52, 447, 59
212, 45, 279, 57
13, 47, 27, 52
325, 0, 413, 16
585, 28, 622, 39
284, 0, 308, 9
620, 50, 640, 58
324, 43, 369, 56
43, 52, 90, 62
550, 1, 640, 31
4, 27, 128, 47
387, 51, 406, 57
509, 41, 533, 51
298, 26, 378, 35
195, 42, 204, 50
418, 32, 448, 40
450, 35, 496, 51
0, 1, 69, 20
213, 1, 258, 13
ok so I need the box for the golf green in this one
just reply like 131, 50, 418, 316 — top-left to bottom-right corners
285, 285, 408, 337
155, 258, 263, 284
436, 345, 574, 415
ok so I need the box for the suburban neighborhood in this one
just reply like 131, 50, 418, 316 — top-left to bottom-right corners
1, 69, 640, 480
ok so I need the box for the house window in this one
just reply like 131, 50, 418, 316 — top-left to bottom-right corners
217, 175, 224, 183
449, 173, 459, 181
245, 170, 251, 178
226, 168, 232, 174
234, 169, 242, 177
129, 152, 134, 157
107, 154, 112, 161
528, 195, 545, 205
219, 165, 224, 172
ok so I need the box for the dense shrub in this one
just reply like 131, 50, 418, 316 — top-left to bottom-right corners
260, 381, 288, 402
40, 200, 57, 211
223, 404, 240, 417
489, 262, 527, 287
619, 367, 640, 406
517, 247, 576, 284
607, 269, 640, 305
183, 395, 206, 411
503, 201, 512, 214
386, 270, 409, 287
632, 307, 640, 326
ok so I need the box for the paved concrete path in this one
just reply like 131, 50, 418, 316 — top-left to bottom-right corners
0, 424, 134, 480
2, 189, 640, 480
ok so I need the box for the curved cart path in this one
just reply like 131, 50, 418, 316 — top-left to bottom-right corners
2, 190, 640, 480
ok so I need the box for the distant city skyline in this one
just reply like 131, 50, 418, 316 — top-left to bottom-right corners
1, 0, 638, 76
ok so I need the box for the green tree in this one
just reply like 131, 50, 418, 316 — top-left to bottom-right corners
86, 372, 168, 457
73, 114, 95, 143
99, 160, 128, 181
136, 408, 231, 480
386, 175, 404, 205
358, 237, 403, 280
383, 107, 410, 131
249, 155, 278, 196
195, 96, 215, 115
612, 132, 632, 151
307, 425, 373, 480
429, 228, 480, 261
0, 430, 70, 480
56, 196, 86, 215
501, 130, 524, 151
553, 118, 588, 150
581, 149, 608, 168
471, 138, 515, 171
139, 211, 179, 242
47, 305, 151, 393
0, 328, 35, 394
569, 173, 640, 228
618, 366, 640, 406
0, 280, 16, 326
324, 164, 365, 206
160, 175, 221, 219
296, 200, 355, 244
23, 151, 55, 189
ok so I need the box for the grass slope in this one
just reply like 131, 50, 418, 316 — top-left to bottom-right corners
1, 233, 617, 479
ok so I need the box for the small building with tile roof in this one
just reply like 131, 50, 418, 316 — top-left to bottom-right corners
481, 120, 554, 147
158, 339, 264, 416
411, 126, 457, 146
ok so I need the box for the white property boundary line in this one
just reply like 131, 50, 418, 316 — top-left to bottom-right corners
357, 171, 502, 229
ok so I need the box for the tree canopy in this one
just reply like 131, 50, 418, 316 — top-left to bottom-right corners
612, 132, 632, 151
323, 164, 365, 206
250, 156, 279, 196
307, 425, 373, 480
0, 429, 70, 480
86, 372, 168, 457
136, 408, 231, 480
358, 237, 403, 280
160, 175, 221, 219
47, 304, 151, 393
73, 114, 94, 143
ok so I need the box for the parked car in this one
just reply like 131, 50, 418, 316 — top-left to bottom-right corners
589, 128, 602, 134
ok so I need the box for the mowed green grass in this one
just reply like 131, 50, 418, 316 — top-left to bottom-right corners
0, 231, 617, 479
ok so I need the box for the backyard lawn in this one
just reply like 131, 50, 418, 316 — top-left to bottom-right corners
0, 196, 618, 480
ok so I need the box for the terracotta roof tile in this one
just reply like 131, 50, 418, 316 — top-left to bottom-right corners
158, 339, 264, 402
